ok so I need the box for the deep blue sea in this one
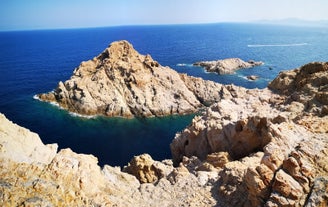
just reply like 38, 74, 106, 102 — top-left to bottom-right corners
0, 23, 327, 167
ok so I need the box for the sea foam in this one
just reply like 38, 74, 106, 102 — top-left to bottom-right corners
176, 63, 193, 67
68, 111, 97, 119
33, 94, 96, 119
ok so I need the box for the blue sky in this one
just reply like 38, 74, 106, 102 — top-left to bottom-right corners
1, 0, 328, 31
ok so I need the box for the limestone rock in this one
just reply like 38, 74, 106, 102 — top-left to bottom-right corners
170, 88, 280, 166
304, 176, 328, 207
38, 40, 227, 118
269, 62, 328, 116
197, 152, 231, 171
0, 113, 57, 165
123, 153, 173, 183
194, 58, 263, 74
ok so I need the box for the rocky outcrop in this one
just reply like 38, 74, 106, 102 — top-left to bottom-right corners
171, 62, 328, 206
123, 153, 173, 183
269, 61, 328, 117
37, 40, 233, 118
193, 58, 263, 74
0, 113, 113, 206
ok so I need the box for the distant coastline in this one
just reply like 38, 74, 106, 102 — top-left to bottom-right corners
251, 18, 328, 28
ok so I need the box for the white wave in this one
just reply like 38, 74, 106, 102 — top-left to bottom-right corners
34, 94, 96, 119
49, 101, 60, 107
237, 75, 249, 80
176, 63, 186, 66
247, 43, 308, 47
176, 63, 194, 67
68, 112, 97, 119
33, 94, 58, 107
33, 94, 40, 100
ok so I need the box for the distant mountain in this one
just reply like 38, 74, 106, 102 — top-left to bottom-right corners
253, 18, 328, 27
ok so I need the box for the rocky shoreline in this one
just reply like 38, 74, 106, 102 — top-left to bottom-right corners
1, 40, 327, 206
193, 58, 263, 74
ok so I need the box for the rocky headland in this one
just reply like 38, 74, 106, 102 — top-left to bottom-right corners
171, 61, 328, 206
193, 58, 263, 74
37, 40, 242, 118
1, 39, 327, 206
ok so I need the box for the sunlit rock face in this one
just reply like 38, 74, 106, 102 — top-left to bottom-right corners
171, 62, 328, 206
38, 40, 237, 118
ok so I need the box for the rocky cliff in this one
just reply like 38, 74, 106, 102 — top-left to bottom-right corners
171, 62, 328, 206
38, 40, 239, 118
193, 58, 263, 74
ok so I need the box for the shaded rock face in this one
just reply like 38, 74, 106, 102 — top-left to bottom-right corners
170, 88, 279, 165
193, 58, 263, 74
38, 40, 227, 118
171, 62, 328, 206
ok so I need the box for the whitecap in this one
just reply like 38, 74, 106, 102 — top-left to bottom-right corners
34, 94, 97, 119
68, 111, 97, 119
176, 63, 194, 67
247, 43, 308, 47
33, 94, 40, 100
176, 63, 187, 66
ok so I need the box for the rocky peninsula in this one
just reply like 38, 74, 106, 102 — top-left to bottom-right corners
194, 58, 263, 74
1, 40, 327, 206
37, 40, 239, 118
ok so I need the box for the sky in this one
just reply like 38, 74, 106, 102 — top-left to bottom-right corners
0, 0, 328, 31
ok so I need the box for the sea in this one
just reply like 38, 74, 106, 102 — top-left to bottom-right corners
0, 23, 327, 167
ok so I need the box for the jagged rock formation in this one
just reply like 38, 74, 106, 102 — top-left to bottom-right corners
193, 58, 263, 74
38, 40, 233, 118
269, 61, 328, 118
170, 62, 328, 206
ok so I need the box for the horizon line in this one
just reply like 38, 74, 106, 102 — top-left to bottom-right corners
1, 18, 327, 32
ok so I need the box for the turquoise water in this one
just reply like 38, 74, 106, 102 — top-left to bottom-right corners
0, 23, 327, 166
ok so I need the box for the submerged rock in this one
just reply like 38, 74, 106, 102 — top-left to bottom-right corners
247, 75, 259, 80
193, 58, 263, 74
38, 40, 238, 118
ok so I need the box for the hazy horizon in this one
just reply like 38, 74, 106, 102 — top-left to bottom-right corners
1, 0, 328, 31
